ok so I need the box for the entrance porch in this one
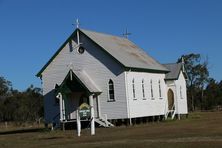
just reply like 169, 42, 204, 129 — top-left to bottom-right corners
54, 70, 114, 131
55, 70, 101, 124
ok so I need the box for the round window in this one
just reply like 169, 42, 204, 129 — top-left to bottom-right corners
78, 46, 85, 54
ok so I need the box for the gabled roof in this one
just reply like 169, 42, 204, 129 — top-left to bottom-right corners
58, 70, 101, 94
73, 69, 101, 93
164, 63, 183, 80
37, 28, 169, 77
80, 29, 169, 72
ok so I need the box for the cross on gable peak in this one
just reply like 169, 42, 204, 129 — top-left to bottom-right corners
122, 28, 132, 39
72, 19, 81, 29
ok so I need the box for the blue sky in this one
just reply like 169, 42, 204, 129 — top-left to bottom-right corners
0, 0, 222, 91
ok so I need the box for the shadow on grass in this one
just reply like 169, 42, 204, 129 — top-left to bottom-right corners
0, 128, 49, 135
39, 136, 64, 140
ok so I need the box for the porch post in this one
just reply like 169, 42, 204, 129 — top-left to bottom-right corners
89, 94, 95, 135
62, 95, 66, 121
57, 93, 63, 121
76, 109, 81, 136
97, 95, 101, 118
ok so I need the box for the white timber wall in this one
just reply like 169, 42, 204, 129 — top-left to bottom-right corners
165, 71, 188, 115
41, 32, 128, 123
165, 80, 177, 111
125, 71, 168, 118
174, 71, 188, 114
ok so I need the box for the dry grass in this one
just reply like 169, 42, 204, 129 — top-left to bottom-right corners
0, 111, 222, 148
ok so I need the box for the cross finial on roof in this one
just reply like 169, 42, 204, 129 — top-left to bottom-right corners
181, 56, 186, 73
122, 28, 131, 39
72, 19, 80, 29
181, 56, 185, 64
76, 19, 80, 28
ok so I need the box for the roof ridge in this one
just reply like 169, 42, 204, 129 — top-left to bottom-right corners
80, 28, 127, 40
80, 28, 168, 72
37, 28, 170, 77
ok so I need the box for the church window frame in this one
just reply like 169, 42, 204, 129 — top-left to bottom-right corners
142, 79, 146, 100
158, 80, 162, 99
150, 80, 154, 99
108, 79, 115, 102
132, 78, 136, 100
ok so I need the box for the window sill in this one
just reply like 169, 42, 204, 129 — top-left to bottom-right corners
159, 98, 163, 100
151, 98, 155, 100
142, 98, 146, 100
133, 98, 137, 101
107, 100, 115, 102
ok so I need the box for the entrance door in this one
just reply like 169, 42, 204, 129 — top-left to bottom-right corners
79, 94, 89, 106
167, 89, 174, 110
78, 94, 99, 118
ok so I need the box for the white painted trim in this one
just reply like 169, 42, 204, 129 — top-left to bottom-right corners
57, 93, 63, 121
76, 109, 81, 136
124, 71, 131, 123
174, 81, 179, 113
89, 95, 95, 135
107, 79, 115, 102
97, 95, 101, 118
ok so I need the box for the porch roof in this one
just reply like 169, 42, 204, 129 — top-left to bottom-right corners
163, 63, 182, 80
58, 70, 102, 94
73, 70, 101, 93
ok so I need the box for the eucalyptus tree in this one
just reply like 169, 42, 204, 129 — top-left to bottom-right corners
178, 53, 209, 111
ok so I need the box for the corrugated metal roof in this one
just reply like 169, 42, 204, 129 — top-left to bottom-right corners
164, 63, 182, 80
36, 28, 169, 77
73, 69, 101, 93
80, 29, 169, 72
58, 70, 101, 93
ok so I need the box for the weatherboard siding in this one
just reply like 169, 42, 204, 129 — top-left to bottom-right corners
125, 71, 167, 118
174, 71, 188, 114
42, 32, 128, 123
165, 71, 188, 115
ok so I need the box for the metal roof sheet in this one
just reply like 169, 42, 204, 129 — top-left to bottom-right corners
73, 69, 101, 93
36, 28, 169, 77
80, 29, 169, 72
164, 63, 182, 80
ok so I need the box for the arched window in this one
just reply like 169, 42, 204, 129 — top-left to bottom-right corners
142, 79, 145, 99
132, 78, 136, 99
108, 79, 115, 101
159, 80, 162, 98
180, 86, 183, 99
150, 80, 154, 99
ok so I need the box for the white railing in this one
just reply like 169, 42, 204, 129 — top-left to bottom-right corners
165, 104, 176, 119
95, 114, 114, 128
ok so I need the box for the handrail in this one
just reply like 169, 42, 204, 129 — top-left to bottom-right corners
165, 104, 175, 119
170, 104, 175, 111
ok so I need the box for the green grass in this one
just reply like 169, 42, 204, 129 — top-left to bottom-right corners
1, 111, 222, 148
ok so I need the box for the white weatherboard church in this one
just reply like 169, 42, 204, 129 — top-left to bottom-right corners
37, 27, 188, 131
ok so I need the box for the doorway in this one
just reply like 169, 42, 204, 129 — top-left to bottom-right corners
167, 89, 174, 110
79, 94, 89, 106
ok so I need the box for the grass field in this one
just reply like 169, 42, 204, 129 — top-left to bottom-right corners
0, 112, 222, 148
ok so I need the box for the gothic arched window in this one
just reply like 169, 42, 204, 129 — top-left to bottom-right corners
132, 78, 136, 99
150, 80, 154, 99
159, 80, 162, 98
142, 79, 145, 99
108, 79, 115, 101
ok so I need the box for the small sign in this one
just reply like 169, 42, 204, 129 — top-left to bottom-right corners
79, 103, 90, 119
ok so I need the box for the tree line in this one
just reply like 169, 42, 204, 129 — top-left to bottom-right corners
0, 78, 43, 122
179, 53, 222, 111
0, 53, 222, 123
